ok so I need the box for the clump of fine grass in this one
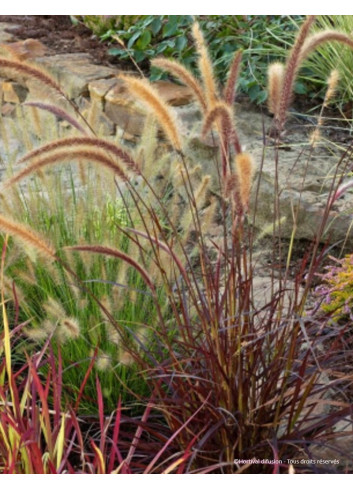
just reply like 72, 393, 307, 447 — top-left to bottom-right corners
0, 94, 158, 411
301, 16, 353, 105
267, 15, 353, 134
0, 269, 200, 473
0, 168, 158, 412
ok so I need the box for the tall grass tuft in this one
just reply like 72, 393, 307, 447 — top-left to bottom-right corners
0, 278, 199, 473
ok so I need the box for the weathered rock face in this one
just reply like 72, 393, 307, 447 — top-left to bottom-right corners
0, 22, 18, 43
102, 78, 195, 137
2, 80, 28, 103
104, 78, 145, 136
34, 53, 117, 99
88, 78, 118, 106
0, 38, 47, 60
184, 101, 353, 246
247, 135, 353, 246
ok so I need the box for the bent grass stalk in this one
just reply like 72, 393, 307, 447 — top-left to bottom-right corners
0, 57, 95, 135
192, 22, 219, 107
15, 136, 141, 174
119, 75, 182, 152
151, 58, 207, 112
1, 149, 131, 191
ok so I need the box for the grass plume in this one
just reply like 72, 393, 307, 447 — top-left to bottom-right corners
223, 49, 242, 106
202, 102, 235, 141
310, 69, 340, 147
2, 149, 131, 190
277, 15, 316, 131
192, 22, 219, 107
65, 244, 156, 294
15, 137, 141, 175
235, 153, 255, 209
151, 58, 207, 112
324, 68, 340, 105
0, 57, 65, 98
202, 101, 242, 178
267, 62, 285, 117
119, 75, 182, 152
0, 214, 55, 260
299, 30, 353, 65
24, 102, 88, 134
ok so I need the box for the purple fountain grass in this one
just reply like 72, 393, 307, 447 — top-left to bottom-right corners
1, 18, 352, 474
24, 102, 88, 134
1, 149, 131, 191
15, 136, 141, 175
276, 15, 317, 132
223, 49, 243, 107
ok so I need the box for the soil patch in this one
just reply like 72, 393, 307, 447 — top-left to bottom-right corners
0, 15, 131, 69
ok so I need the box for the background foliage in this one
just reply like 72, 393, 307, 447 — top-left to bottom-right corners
81, 15, 310, 104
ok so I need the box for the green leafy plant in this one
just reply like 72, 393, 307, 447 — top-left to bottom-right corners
91, 15, 306, 105
102, 16, 194, 69
76, 15, 142, 37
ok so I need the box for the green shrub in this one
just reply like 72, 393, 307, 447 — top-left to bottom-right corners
75, 15, 143, 36
92, 15, 306, 104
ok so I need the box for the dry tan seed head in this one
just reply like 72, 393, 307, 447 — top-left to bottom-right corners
267, 62, 285, 117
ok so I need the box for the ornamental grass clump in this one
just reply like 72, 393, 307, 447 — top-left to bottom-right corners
267, 14, 353, 134
0, 264, 199, 473
0, 16, 353, 474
